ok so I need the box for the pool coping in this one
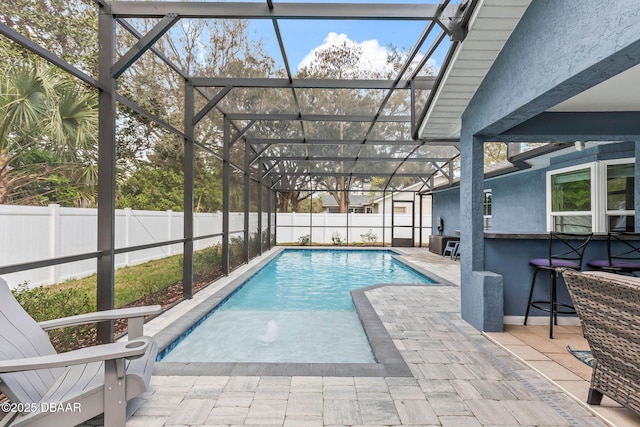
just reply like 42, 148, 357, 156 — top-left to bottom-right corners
152, 247, 448, 377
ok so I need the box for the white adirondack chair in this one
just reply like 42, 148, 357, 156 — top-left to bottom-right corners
0, 278, 161, 427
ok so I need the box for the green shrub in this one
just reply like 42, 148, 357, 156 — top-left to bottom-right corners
11, 283, 95, 352
331, 232, 343, 246
194, 244, 222, 273
298, 234, 310, 245
229, 236, 245, 267
360, 229, 378, 244
249, 232, 260, 258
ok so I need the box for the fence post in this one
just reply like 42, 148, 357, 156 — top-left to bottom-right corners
217, 211, 222, 246
124, 208, 131, 266
194, 212, 199, 251
167, 210, 173, 255
49, 204, 61, 284
323, 212, 327, 244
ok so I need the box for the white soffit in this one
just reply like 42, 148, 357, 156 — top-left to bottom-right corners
418, 0, 532, 140
547, 63, 640, 112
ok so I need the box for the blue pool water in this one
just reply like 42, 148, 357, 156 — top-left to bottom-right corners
160, 250, 434, 363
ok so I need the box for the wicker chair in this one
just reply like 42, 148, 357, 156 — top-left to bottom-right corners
561, 269, 640, 415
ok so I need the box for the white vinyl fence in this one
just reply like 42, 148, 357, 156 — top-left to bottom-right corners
0, 205, 431, 288
0, 204, 253, 288
276, 212, 432, 245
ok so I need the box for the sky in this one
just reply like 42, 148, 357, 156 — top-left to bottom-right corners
248, 0, 450, 76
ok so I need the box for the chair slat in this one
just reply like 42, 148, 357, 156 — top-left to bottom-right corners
0, 277, 158, 427
0, 279, 62, 403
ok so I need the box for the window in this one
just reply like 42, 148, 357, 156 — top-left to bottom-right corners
483, 189, 492, 230
549, 167, 593, 232
606, 162, 635, 231
546, 159, 634, 232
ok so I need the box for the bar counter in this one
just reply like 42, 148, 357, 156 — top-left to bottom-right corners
483, 232, 628, 318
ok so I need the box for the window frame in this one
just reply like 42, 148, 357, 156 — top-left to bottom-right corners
546, 158, 635, 233
546, 162, 596, 232
483, 189, 492, 230
601, 157, 635, 232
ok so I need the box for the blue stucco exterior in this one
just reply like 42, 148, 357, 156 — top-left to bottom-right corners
484, 237, 615, 317
431, 186, 461, 236
433, 143, 638, 324
433, 142, 637, 236
433, 167, 546, 235
431, 0, 640, 331
549, 142, 635, 170
461, 1, 640, 137
485, 169, 546, 233
466, 271, 503, 332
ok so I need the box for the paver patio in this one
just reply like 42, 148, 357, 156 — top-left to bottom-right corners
119, 248, 615, 426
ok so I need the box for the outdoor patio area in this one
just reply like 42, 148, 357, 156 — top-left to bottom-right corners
2, 1, 640, 426
112, 248, 639, 427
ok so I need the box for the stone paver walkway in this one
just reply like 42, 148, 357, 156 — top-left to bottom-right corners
125, 248, 608, 426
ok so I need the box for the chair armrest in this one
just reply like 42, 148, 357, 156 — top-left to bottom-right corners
0, 338, 150, 373
38, 305, 162, 338
38, 306, 162, 329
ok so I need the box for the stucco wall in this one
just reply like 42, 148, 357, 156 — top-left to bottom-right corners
455, 0, 640, 331
548, 142, 635, 171
431, 188, 461, 236
432, 142, 636, 236
487, 169, 546, 233
432, 168, 547, 235
485, 236, 612, 317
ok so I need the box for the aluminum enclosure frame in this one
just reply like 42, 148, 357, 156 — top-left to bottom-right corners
0, 0, 477, 343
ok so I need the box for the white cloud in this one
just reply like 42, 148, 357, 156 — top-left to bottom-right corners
296, 32, 393, 76
296, 32, 440, 77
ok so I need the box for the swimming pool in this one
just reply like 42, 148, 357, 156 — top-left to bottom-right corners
159, 249, 434, 363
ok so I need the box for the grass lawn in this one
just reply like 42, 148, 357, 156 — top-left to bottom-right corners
50, 254, 183, 309
10, 243, 233, 351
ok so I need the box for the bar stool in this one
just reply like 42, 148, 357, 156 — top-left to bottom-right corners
453, 243, 460, 260
587, 232, 640, 274
443, 240, 459, 259
524, 232, 593, 338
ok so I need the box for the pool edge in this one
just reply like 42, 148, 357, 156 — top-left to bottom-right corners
152, 247, 442, 377
153, 248, 286, 357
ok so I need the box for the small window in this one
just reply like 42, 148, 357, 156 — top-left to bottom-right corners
549, 167, 593, 232
607, 163, 634, 231
483, 189, 492, 230
546, 160, 634, 233
551, 168, 591, 212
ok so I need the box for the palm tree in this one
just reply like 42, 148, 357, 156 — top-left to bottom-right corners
0, 60, 98, 206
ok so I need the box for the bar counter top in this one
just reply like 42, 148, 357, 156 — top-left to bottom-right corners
484, 232, 618, 240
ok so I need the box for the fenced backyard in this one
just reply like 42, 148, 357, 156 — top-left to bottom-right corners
0, 205, 432, 288
276, 212, 432, 246
0, 204, 251, 288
